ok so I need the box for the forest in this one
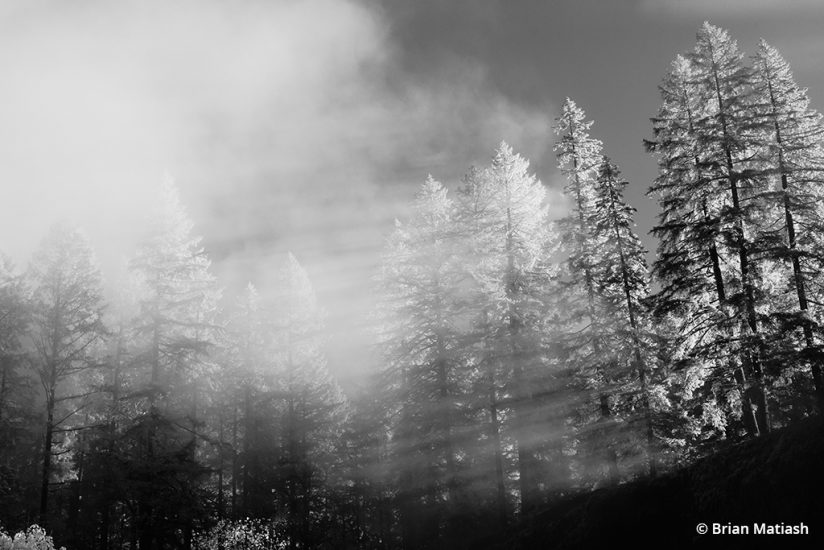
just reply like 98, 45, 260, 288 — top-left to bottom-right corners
2, 21, 824, 549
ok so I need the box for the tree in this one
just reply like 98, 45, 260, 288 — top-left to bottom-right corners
378, 177, 471, 546
219, 283, 279, 520
646, 28, 768, 443
75, 270, 146, 550
687, 22, 770, 435
26, 223, 106, 526
127, 176, 222, 549
750, 40, 824, 414
0, 254, 28, 426
334, 380, 393, 548
461, 142, 556, 514
0, 254, 38, 531
455, 166, 510, 529
554, 99, 623, 483
590, 157, 657, 475
270, 254, 347, 548
646, 53, 737, 445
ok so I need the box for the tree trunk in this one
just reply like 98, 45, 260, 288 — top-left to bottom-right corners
39, 390, 55, 526
767, 78, 824, 411
680, 77, 761, 438
504, 182, 540, 514
217, 411, 225, 518
607, 188, 657, 476
242, 385, 252, 515
568, 136, 619, 486
710, 62, 770, 434
487, 370, 508, 530
231, 404, 239, 518
0, 357, 7, 425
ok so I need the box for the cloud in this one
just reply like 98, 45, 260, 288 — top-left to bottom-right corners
0, 0, 555, 378
0, 0, 384, 266
639, 0, 824, 18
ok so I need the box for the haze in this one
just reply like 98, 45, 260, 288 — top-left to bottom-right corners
2, 0, 824, 381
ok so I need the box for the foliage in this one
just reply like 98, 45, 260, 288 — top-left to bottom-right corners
0, 525, 65, 550
192, 519, 287, 550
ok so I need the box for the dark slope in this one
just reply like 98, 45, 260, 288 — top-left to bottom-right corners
498, 417, 824, 549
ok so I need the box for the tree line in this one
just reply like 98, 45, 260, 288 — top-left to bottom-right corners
2, 22, 824, 549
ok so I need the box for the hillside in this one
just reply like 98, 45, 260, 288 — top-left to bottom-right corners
499, 417, 824, 549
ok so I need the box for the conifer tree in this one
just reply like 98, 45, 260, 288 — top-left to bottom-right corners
0, 254, 38, 528
647, 29, 768, 442
554, 100, 603, 353
27, 223, 106, 526
270, 254, 347, 548
750, 40, 824, 412
687, 22, 770, 434
378, 177, 472, 545
590, 157, 656, 475
220, 283, 277, 519
127, 177, 222, 549
79, 274, 143, 550
554, 99, 623, 482
455, 166, 510, 528
0, 254, 29, 433
462, 142, 556, 513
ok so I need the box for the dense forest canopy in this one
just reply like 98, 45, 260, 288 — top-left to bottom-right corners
3, 16, 824, 550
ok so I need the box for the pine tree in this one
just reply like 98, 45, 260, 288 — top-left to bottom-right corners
750, 40, 824, 413
335, 382, 393, 548
27, 223, 106, 526
687, 22, 770, 435
378, 177, 471, 545
130, 176, 221, 411
554, 101, 603, 344
270, 254, 347, 548
554, 99, 622, 483
0, 254, 39, 530
220, 283, 280, 519
0, 253, 29, 433
646, 54, 737, 445
590, 157, 657, 475
461, 142, 556, 514
79, 273, 143, 550
647, 28, 769, 443
454, 165, 510, 529
127, 176, 222, 549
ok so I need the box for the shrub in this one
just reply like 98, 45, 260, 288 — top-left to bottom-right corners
193, 519, 288, 550
0, 525, 65, 550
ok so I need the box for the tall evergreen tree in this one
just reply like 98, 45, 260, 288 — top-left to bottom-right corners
379, 177, 473, 546
270, 254, 347, 548
647, 29, 768, 443
454, 165, 511, 529
687, 22, 770, 434
750, 40, 824, 413
27, 223, 106, 527
220, 283, 278, 520
79, 274, 143, 550
462, 142, 556, 514
554, 99, 623, 483
127, 177, 222, 549
0, 254, 30, 435
590, 157, 657, 475
0, 254, 38, 531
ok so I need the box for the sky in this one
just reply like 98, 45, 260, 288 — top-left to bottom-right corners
2, 0, 824, 382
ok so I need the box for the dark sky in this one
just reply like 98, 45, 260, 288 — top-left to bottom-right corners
2, 0, 824, 381
378, 0, 824, 250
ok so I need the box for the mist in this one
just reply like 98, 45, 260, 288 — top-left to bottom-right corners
0, 0, 558, 381
6, 5, 824, 549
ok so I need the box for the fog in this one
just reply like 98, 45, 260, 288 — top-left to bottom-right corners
0, 0, 560, 381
